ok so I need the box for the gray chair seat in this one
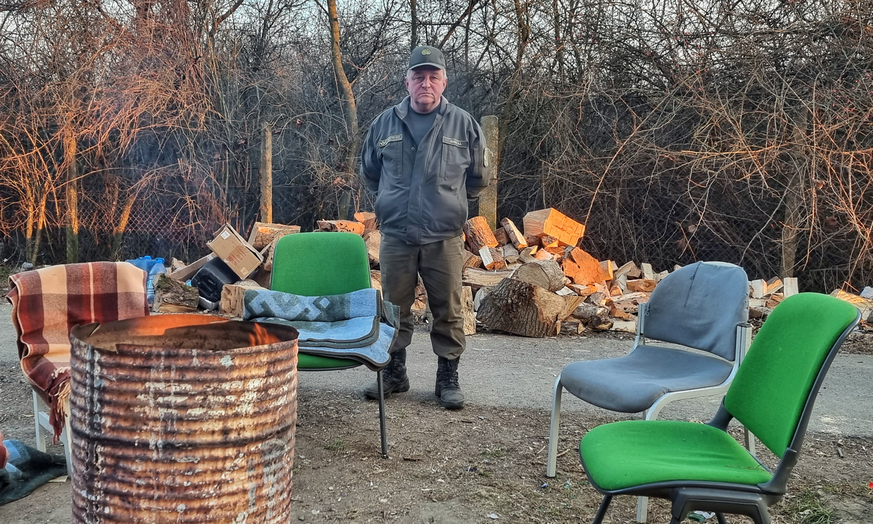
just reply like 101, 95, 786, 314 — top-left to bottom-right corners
560, 345, 734, 413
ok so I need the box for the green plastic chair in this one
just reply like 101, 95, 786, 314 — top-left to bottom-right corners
578, 293, 861, 524
271, 231, 388, 457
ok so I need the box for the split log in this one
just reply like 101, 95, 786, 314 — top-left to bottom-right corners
654, 270, 669, 282
613, 273, 628, 293
462, 286, 476, 335
169, 258, 187, 272
611, 292, 650, 314
600, 260, 616, 281
783, 277, 799, 297
220, 280, 266, 318
615, 261, 641, 280
518, 246, 538, 264
502, 244, 520, 265
479, 246, 506, 270
411, 279, 429, 323
493, 227, 509, 246
567, 283, 598, 298
353, 211, 378, 230
750, 279, 766, 299
522, 208, 585, 247
152, 273, 199, 313
571, 303, 611, 329
463, 249, 483, 269
463, 268, 513, 290
477, 278, 582, 337
765, 277, 783, 295
365, 230, 381, 268
463, 216, 499, 254
370, 269, 382, 292
560, 318, 584, 335
248, 222, 301, 250
534, 249, 554, 261
609, 306, 633, 321
831, 289, 873, 320
563, 248, 605, 286
317, 220, 365, 235
511, 260, 567, 292
500, 217, 528, 249
524, 234, 542, 248
626, 279, 657, 293
542, 242, 565, 257
641, 262, 654, 280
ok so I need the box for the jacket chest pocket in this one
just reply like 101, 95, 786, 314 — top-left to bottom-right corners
440, 136, 470, 181
378, 134, 403, 177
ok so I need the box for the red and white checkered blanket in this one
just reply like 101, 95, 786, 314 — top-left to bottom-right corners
6, 262, 150, 439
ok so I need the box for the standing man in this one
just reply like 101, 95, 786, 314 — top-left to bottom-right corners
359, 45, 490, 410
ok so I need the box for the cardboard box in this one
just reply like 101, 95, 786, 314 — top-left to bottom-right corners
207, 224, 264, 280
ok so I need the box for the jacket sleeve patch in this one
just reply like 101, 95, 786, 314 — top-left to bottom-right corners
379, 134, 402, 148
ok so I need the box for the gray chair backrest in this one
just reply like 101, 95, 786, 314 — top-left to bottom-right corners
642, 261, 749, 361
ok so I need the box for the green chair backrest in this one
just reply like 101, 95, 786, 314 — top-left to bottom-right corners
271, 232, 371, 296
724, 293, 858, 458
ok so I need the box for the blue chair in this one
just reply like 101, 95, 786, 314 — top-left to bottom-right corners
547, 261, 751, 521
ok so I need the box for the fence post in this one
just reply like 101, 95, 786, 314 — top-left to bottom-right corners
479, 115, 499, 230
259, 122, 273, 223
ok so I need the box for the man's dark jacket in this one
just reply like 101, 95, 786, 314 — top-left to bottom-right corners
360, 96, 489, 245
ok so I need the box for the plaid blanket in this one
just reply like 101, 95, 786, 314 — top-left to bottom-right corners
6, 262, 150, 439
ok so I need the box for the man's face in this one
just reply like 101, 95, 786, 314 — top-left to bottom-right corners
405, 66, 447, 113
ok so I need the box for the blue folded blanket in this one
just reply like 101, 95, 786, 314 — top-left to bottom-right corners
244, 288, 399, 370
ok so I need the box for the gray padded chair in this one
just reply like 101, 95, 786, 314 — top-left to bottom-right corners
546, 261, 751, 522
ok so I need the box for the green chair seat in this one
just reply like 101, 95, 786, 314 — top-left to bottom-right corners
581, 420, 772, 491
298, 353, 361, 370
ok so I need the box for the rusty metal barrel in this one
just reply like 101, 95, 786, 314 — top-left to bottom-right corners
69, 314, 299, 523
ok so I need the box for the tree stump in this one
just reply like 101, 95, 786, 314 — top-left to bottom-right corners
476, 279, 582, 337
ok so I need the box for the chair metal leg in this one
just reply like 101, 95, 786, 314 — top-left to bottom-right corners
716, 513, 729, 524
592, 495, 613, 524
33, 390, 46, 452
377, 369, 388, 458
546, 376, 563, 478
33, 391, 73, 476
636, 493, 649, 523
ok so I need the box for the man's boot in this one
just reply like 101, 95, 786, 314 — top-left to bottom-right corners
364, 348, 410, 400
435, 356, 464, 409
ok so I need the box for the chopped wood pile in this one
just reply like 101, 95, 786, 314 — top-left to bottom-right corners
160, 210, 873, 338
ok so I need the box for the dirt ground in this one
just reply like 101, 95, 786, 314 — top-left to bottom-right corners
0, 260, 871, 524
1, 327, 872, 524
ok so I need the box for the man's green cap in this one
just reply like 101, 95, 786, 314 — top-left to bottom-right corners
408, 46, 446, 71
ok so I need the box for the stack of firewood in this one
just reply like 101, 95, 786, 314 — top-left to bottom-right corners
162, 210, 873, 337
460, 208, 673, 337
